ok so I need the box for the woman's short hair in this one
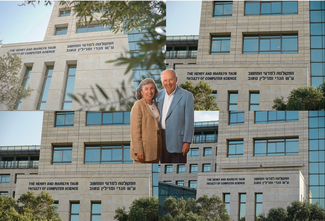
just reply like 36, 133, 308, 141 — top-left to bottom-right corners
135, 78, 159, 100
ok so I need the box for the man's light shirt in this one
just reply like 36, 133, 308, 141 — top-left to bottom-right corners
161, 87, 177, 129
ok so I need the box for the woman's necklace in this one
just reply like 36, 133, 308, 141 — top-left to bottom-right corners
147, 104, 154, 110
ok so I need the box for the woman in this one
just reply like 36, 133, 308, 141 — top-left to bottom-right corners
130, 78, 161, 163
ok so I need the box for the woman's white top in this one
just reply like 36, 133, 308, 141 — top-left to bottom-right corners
147, 104, 159, 130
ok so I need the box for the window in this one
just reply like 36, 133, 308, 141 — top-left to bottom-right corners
77, 24, 111, 33
223, 193, 230, 214
62, 65, 76, 110
91, 202, 101, 221
255, 193, 263, 218
228, 92, 238, 110
243, 34, 298, 54
37, 66, 53, 110
70, 202, 79, 221
189, 180, 197, 189
55, 112, 74, 127
165, 165, 173, 174
53, 146, 72, 164
177, 164, 185, 174
164, 181, 172, 184
14, 66, 32, 110
214, 1, 233, 17
0, 175, 10, 183
190, 164, 198, 173
194, 131, 218, 143
86, 111, 130, 126
228, 140, 244, 157
55, 27, 67, 35
250, 92, 260, 111
254, 138, 299, 156
204, 147, 212, 157
52, 201, 59, 213
176, 181, 184, 186
211, 36, 231, 54
152, 164, 159, 197
60, 10, 71, 17
229, 111, 245, 125
239, 193, 246, 220
85, 145, 132, 164
0, 192, 8, 196
255, 111, 299, 124
202, 164, 211, 172
188, 148, 199, 157
245, 1, 298, 16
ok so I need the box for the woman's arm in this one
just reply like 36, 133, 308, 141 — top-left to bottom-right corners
130, 102, 144, 158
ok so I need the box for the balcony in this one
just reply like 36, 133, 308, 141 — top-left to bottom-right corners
0, 160, 39, 169
0, 145, 40, 155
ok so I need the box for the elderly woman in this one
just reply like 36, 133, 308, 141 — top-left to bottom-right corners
130, 78, 161, 163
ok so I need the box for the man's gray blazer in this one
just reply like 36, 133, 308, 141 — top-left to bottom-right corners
156, 86, 194, 153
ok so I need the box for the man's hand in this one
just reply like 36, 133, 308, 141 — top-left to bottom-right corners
182, 142, 191, 156
137, 153, 144, 162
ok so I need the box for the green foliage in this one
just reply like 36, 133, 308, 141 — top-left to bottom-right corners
179, 80, 219, 111
273, 82, 325, 110
162, 195, 230, 221
0, 191, 61, 221
0, 51, 32, 110
114, 196, 158, 221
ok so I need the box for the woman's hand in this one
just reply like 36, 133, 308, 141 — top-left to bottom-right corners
137, 153, 144, 162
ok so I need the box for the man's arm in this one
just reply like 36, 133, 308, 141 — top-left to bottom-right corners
183, 92, 195, 154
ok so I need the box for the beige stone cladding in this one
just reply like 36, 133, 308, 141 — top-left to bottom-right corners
28, 111, 153, 220
197, 170, 307, 221
0, 1, 133, 111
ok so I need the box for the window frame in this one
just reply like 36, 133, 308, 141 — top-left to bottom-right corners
52, 146, 72, 164
239, 193, 247, 220
223, 193, 230, 214
0, 175, 10, 184
84, 145, 132, 164
37, 66, 54, 110
165, 165, 173, 174
91, 202, 101, 221
202, 164, 211, 172
86, 111, 130, 126
76, 24, 111, 33
55, 111, 75, 127
188, 148, 199, 157
254, 138, 299, 156
176, 180, 184, 186
255, 193, 263, 218
55, 27, 68, 35
177, 164, 185, 174
59, 10, 71, 17
255, 111, 299, 124
211, 36, 231, 54
203, 147, 212, 157
70, 202, 80, 221
228, 140, 244, 157
245, 1, 298, 16
213, 1, 233, 17
62, 65, 76, 110
229, 111, 245, 125
189, 180, 197, 189
228, 92, 238, 111
190, 164, 198, 173
249, 92, 260, 111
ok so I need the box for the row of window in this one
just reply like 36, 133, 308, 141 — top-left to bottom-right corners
165, 163, 213, 174
214, 1, 298, 17
0, 156, 39, 169
188, 147, 214, 157
163, 180, 197, 189
52, 145, 132, 164
229, 92, 260, 111
55, 24, 112, 35
53, 201, 101, 221
0, 173, 38, 185
211, 34, 298, 54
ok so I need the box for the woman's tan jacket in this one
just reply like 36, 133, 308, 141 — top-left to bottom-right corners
130, 98, 162, 162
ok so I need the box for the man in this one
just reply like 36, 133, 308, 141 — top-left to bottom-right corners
156, 69, 194, 163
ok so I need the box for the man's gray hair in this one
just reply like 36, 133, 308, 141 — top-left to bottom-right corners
135, 78, 159, 100
161, 69, 178, 78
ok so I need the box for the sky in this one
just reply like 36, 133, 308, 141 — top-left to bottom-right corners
0, 1, 215, 146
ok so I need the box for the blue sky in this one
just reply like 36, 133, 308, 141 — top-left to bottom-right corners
0, 0, 216, 146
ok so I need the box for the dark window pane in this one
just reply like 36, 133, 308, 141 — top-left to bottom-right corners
245, 2, 260, 15
283, 2, 297, 14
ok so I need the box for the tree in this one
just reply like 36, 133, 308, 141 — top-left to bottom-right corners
162, 195, 230, 221
0, 191, 61, 221
114, 196, 158, 221
21, 1, 166, 111
179, 80, 219, 111
0, 50, 32, 110
273, 82, 325, 110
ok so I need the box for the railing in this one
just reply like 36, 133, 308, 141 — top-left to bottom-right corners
0, 145, 40, 151
0, 161, 39, 169
194, 121, 219, 128
193, 135, 218, 143
166, 51, 197, 59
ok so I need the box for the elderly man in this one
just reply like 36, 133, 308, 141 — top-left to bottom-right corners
156, 69, 194, 163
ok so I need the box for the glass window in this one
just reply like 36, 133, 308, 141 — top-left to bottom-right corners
202, 164, 211, 172
91, 202, 101, 221
255, 193, 263, 218
37, 66, 53, 110
211, 37, 231, 54
77, 24, 111, 33
53, 147, 72, 164
86, 111, 130, 126
62, 65, 76, 110
228, 140, 244, 157
239, 193, 246, 220
203, 147, 212, 157
224, 193, 230, 214
254, 138, 299, 156
243, 35, 298, 54
190, 164, 198, 173
245, 1, 298, 16
189, 180, 197, 189
229, 92, 238, 111
55, 112, 74, 127
214, 1, 233, 17
0, 192, 8, 196
188, 148, 199, 157
176, 180, 184, 186
0, 175, 10, 183
85, 145, 132, 164
165, 165, 173, 174
177, 164, 185, 174
55, 27, 67, 35
229, 111, 245, 125
250, 92, 260, 111
70, 202, 79, 221
255, 111, 299, 124
14, 66, 33, 110
60, 10, 71, 17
